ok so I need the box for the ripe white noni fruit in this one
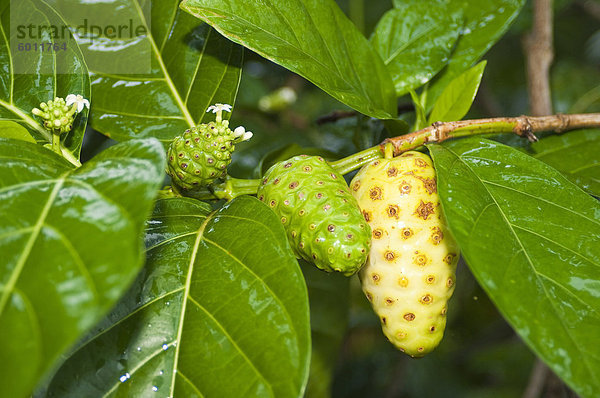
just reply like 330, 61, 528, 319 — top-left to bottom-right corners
350, 151, 459, 357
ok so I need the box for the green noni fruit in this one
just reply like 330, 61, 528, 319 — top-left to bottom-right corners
32, 97, 78, 135
166, 120, 250, 190
257, 155, 371, 275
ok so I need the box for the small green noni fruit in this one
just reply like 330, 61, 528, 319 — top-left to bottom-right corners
350, 151, 459, 357
167, 121, 239, 190
32, 97, 77, 135
257, 155, 371, 275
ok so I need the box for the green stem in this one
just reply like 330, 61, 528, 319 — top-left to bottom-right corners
51, 133, 61, 154
177, 113, 600, 199
329, 146, 383, 175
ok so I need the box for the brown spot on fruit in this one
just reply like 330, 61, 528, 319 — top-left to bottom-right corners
398, 276, 409, 287
444, 253, 457, 265
346, 234, 353, 240
283, 200, 290, 206
309, 223, 316, 230
327, 224, 336, 232
396, 331, 407, 339
262, 178, 268, 185
372, 228, 384, 239
404, 313, 415, 322
330, 173, 337, 179
416, 176, 437, 194
269, 200, 276, 207
413, 253, 428, 266
369, 186, 383, 200
415, 158, 428, 168
430, 227, 444, 245
401, 228, 413, 239
429, 326, 436, 332
441, 307, 447, 316
323, 204, 331, 211
384, 297, 395, 306
386, 204, 399, 219
273, 178, 280, 185
447, 277, 454, 288
372, 273, 381, 283
280, 217, 287, 224
303, 165, 312, 172
381, 317, 387, 325
316, 192, 323, 199
365, 292, 373, 302
384, 251, 397, 262
352, 181, 361, 191
258, 195, 264, 201
387, 167, 398, 177
362, 210, 372, 222
317, 180, 324, 186
414, 200, 436, 220
289, 181, 299, 189
401, 152, 415, 157
420, 294, 433, 304
426, 275, 436, 284
291, 230, 297, 238
399, 181, 412, 195
299, 242, 305, 249
299, 209, 305, 216
284, 162, 292, 168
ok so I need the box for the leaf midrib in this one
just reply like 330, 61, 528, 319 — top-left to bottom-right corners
0, 174, 66, 315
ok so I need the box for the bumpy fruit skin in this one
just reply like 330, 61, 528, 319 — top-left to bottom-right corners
257, 155, 371, 275
166, 121, 235, 189
33, 97, 76, 135
350, 151, 459, 357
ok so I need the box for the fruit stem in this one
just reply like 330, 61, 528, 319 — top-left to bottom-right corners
220, 177, 261, 200
329, 146, 383, 175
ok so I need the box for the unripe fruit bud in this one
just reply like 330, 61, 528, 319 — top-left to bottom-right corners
258, 155, 371, 275
166, 121, 235, 190
350, 151, 459, 357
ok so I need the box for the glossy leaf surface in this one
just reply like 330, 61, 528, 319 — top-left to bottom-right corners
0, 138, 166, 398
428, 61, 486, 123
0, 0, 90, 162
0, 120, 36, 143
530, 130, 600, 196
423, 0, 525, 105
300, 261, 349, 398
371, 0, 462, 96
51, 0, 243, 144
429, 138, 600, 398
46, 196, 311, 398
181, 0, 397, 119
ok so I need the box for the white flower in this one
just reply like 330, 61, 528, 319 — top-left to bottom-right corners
65, 94, 90, 113
233, 126, 253, 141
206, 103, 232, 114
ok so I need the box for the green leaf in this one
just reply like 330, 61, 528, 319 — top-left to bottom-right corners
530, 130, 600, 197
300, 261, 349, 398
180, 0, 397, 119
424, 0, 525, 106
371, 1, 462, 96
0, 0, 91, 163
51, 0, 243, 144
0, 120, 36, 143
45, 196, 311, 398
429, 138, 600, 398
428, 61, 486, 123
0, 138, 166, 398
